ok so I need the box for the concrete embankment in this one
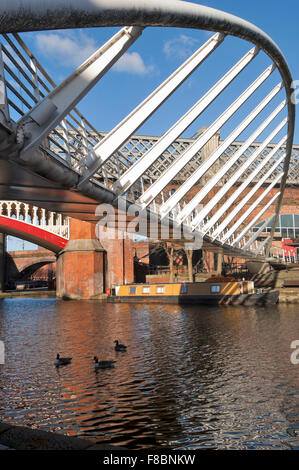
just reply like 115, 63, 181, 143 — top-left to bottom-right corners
0, 422, 124, 450
277, 288, 299, 303
249, 265, 299, 303
0, 290, 108, 300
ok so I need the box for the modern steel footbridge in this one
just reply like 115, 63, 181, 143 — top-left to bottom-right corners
0, 0, 296, 260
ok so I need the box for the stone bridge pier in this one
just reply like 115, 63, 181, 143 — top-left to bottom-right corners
56, 218, 134, 300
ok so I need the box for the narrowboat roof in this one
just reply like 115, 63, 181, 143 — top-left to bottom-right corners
116, 280, 249, 286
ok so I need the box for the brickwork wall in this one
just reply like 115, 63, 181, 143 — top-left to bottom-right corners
98, 226, 134, 287
167, 185, 298, 227
56, 249, 105, 299
7, 249, 55, 273
134, 241, 150, 264
6, 249, 56, 285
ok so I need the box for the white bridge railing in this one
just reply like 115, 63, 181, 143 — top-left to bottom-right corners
0, 201, 69, 239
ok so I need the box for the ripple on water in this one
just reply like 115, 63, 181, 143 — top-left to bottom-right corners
0, 298, 298, 449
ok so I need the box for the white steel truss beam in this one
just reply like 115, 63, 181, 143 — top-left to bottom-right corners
210, 138, 286, 239
0, 43, 9, 124
138, 63, 273, 209
191, 117, 286, 232
19, 26, 144, 161
253, 236, 271, 254
218, 155, 285, 242
113, 46, 260, 195
77, 32, 225, 188
232, 180, 282, 246
160, 79, 281, 219
176, 92, 284, 224
242, 216, 274, 251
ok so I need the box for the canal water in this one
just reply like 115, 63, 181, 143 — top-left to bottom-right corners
0, 297, 298, 450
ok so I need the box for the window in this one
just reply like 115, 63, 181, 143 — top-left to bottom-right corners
281, 228, 288, 238
156, 286, 165, 294
210, 285, 221, 293
253, 214, 299, 240
129, 287, 136, 294
181, 285, 187, 294
142, 286, 150, 294
281, 214, 293, 228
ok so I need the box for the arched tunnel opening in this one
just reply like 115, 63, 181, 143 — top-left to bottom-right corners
2, 233, 57, 291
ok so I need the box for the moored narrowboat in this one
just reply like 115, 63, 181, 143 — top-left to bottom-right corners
108, 278, 279, 306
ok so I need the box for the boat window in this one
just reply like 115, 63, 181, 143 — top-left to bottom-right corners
210, 285, 221, 293
142, 286, 150, 294
129, 287, 136, 294
181, 285, 187, 294
156, 286, 165, 294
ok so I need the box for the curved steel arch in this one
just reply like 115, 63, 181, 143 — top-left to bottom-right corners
0, 216, 67, 252
0, 1, 294, 90
0, 0, 295, 257
0, 1, 294, 135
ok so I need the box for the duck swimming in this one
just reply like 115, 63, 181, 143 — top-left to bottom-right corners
54, 353, 72, 366
93, 356, 116, 369
114, 340, 127, 351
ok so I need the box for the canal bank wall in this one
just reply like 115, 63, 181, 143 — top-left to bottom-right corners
0, 290, 107, 300
278, 288, 299, 303
0, 290, 56, 298
0, 421, 124, 450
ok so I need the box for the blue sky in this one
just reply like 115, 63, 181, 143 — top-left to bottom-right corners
6, 0, 298, 250
17, 0, 298, 138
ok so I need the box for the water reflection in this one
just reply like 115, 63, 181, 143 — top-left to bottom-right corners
0, 297, 298, 449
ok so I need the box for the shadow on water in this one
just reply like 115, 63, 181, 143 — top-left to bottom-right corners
0, 297, 298, 449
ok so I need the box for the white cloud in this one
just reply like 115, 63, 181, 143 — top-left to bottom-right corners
113, 52, 154, 75
35, 32, 98, 67
163, 34, 199, 59
34, 32, 154, 76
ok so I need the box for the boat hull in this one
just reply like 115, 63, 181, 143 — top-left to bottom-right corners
108, 290, 279, 306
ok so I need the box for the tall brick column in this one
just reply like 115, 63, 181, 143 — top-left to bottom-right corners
216, 249, 223, 275
56, 219, 106, 300
0, 233, 5, 292
203, 250, 214, 273
97, 226, 134, 288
